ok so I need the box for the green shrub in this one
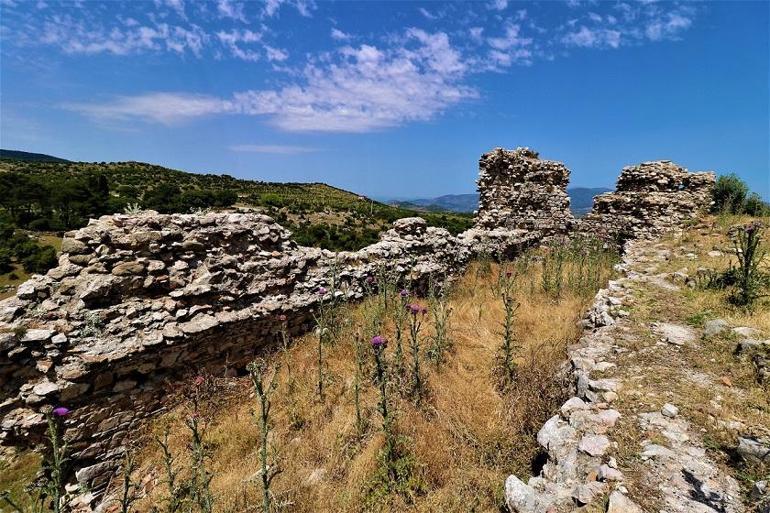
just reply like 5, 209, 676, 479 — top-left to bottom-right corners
745, 193, 770, 217
712, 173, 748, 214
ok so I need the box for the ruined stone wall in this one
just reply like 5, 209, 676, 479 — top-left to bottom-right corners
579, 160, 715, 242
474, 147, 575, 237
0, 211, 536, 505
0, 147, 719, 509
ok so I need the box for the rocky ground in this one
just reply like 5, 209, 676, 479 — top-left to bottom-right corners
506, 219, 769, 513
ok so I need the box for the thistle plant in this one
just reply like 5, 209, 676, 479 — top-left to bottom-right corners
391, 289, 410, 379
1, 408, 72, 513
497, 268, 520, 388
156, 427, 183, 513
314, 286, 329, 402
406, 303, 428, 403
278, 314, 302, 430
427, 282, 452, 365
353, 330, 367, 437
44, 406, 70, 513
186, 377, 214, 513
371, 335, 396, 472
247, 359, 282, 513
728, 221, 768, 307
116, 451, 139, 513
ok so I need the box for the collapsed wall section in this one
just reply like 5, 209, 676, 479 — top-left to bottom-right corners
474, 147, 575, 237
579, 160, 715, 242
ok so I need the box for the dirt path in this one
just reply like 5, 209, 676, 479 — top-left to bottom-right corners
506, 234, 769, 512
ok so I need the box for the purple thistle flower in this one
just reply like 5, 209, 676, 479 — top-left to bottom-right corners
371, 335, 387, 348
407, 303, 422, 315
318, 287, 328, 295
52, 406, 70, 417
366, 276, 376, 284
399, 289, 409, 298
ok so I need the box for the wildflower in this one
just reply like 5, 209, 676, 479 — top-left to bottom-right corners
399, 289, 410, 298
278, 314, 287, 322
371, 335, 387, 349
407, 303, 422, 315
366, 276, 376, 284
52, 406, 70, 417
193, 375, 205, 387
318, 287, 328, 295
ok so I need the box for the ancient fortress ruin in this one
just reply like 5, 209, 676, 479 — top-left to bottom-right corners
0, 147, 715, 508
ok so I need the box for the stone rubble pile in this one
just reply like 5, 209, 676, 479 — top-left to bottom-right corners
579, 160, 715, 242
474, 147, 574, 237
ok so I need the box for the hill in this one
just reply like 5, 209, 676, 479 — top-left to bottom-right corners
391, 187, 612, 215
0, 156, 472, 252
0, 149, 70, 163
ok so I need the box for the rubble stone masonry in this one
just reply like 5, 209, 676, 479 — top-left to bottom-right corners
0, 148, 715, 508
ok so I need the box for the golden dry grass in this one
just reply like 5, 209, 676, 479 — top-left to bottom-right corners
133, 252, 616, 513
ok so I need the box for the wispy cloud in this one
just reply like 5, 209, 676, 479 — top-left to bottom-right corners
63, 93, 235, 124
562, 26, 621, 49
330, 27, 350, 41
229, 144, 319, 154
65, 29, 478, 133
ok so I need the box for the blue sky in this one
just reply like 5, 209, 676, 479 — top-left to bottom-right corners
1, 0, 768, 199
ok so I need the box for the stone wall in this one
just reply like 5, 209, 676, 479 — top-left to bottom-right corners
474, 147, 575, 237
0, 147, 718, 509
0, 211, 536, 505
579, 160, 715, 242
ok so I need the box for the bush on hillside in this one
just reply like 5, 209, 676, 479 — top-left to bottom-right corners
711, 173, 770, 216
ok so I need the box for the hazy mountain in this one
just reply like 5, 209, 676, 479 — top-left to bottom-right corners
391, 187, 612, 215
0, 149, 71, 163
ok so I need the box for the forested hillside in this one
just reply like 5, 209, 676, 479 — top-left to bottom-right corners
0, 157, 471, 253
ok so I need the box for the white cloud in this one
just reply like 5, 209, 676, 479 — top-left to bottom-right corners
216, 29, 261, 61
488, 0, 508, 11
418, 7, 437, 20
263, 0, 315, 18
645, 12, 692, 41
469, 27, 484, 44
155, 0, 185, 18
229, 144, 319, 154
265, 45, 288, 62
487, 23, 531, 51
562, 26, 621, 48
330, 28, 350, 41
38, 15, 207, 56
67, 29, 477, 133
63, 93, 235, 124
216, 0, 246, 22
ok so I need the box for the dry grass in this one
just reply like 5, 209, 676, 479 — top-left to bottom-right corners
132, 252, 615, 513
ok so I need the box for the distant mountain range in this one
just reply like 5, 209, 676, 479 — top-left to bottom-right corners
0, 149, 71, 163
391, 187, 612, 216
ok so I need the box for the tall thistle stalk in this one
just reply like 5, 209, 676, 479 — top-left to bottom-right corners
314, 287, 329, 402
353, 330, 366, 437
186, 377, 214, 513
427, 281, 452, 365
392, 289, 410, 379
406, 302, 428, 403
43, 406, 71, 513
248, 359, 282, 513
371, 335, 396, 473
156, 427, 183, 513
498, 267, 520, 388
